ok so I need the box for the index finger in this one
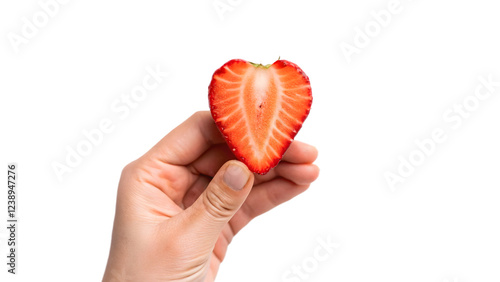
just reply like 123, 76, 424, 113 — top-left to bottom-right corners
282, 140, 318, 164
144, 111, 225, 166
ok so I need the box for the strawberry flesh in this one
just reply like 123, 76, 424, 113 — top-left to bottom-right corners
209, 59, 312, 174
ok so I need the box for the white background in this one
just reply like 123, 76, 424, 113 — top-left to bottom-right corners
1, 0, 499, 281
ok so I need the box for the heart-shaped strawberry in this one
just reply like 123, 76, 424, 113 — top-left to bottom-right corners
209, 59, 312, 174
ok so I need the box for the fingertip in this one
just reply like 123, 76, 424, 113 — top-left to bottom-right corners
310, 163, 320, 182
306, 144, 319, 163
274, 162, 320, 186
297, 163, 320, 185
220, 160, 255, 193
283, 140, 319, 164
223, 160, 253, 191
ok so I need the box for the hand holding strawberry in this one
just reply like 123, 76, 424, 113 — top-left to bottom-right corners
103, 111, 319, 281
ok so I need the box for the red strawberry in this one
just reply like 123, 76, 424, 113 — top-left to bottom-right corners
209, 59, 312, 174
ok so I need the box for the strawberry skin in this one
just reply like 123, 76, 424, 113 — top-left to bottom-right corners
209, 59, 312, 174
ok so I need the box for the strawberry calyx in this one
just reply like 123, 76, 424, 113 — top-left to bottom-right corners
249, 61, 273, 69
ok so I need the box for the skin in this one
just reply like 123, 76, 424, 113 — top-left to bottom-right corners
102, 111, 319, 282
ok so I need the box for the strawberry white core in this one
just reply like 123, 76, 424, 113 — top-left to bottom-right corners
253, 68, 271, 108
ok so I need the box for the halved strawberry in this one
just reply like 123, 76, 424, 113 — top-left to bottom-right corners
209, 59, 312, 174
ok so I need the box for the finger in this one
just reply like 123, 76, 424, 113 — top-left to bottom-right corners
185, 151, 318, 207
282, 141, 318, 164
189, 144, 236, 177
212, 225, 234, 264
175, 161, 254, 253
254, 162, 319, 185
182, 175, 211, 209
158, 144, 234, 206
229, 178, 310, 235
274, 162, 320, 185
189, 140, 318, 179
252, 141, 318, 184
144, 111, 225, 166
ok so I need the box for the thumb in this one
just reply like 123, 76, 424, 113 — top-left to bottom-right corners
184, 160, 254, 242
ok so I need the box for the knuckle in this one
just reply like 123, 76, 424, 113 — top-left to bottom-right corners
203, 185, 234, 219
121, 160, 141, 180
192, 110, 208, 120
121, 162, 136, 176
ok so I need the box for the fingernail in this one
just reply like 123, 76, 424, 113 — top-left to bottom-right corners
223, 164, 249, 191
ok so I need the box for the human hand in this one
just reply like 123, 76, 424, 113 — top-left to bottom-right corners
102, 111, 319, 281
